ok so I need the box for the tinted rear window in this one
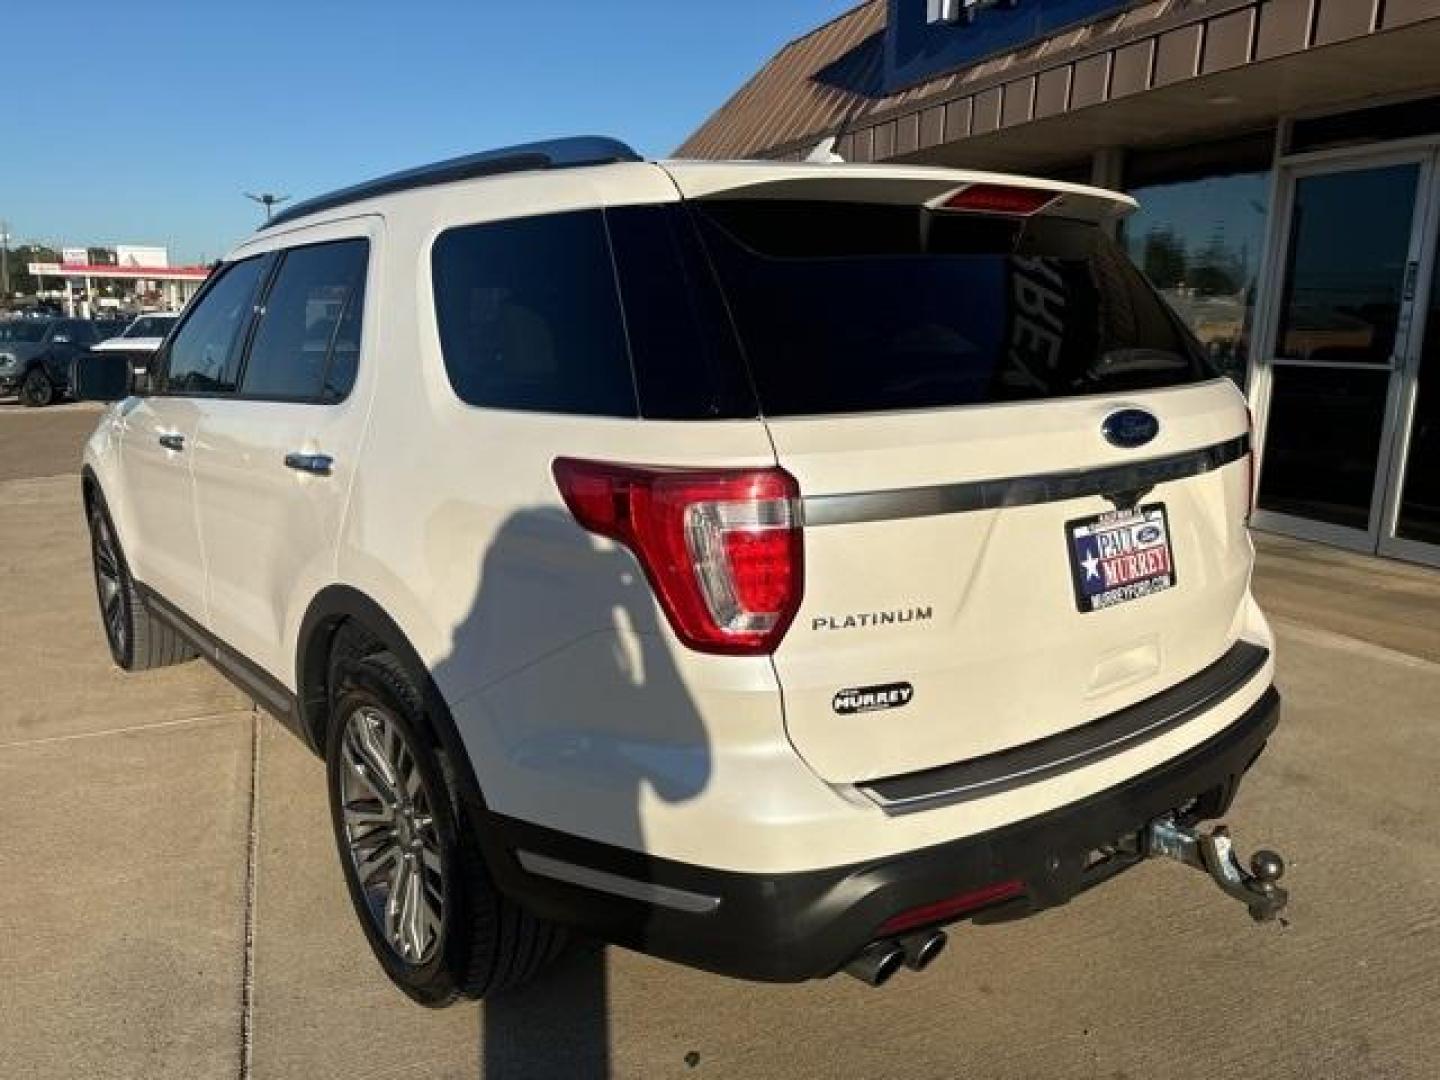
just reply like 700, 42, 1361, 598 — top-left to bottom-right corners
693, 200, 1215, 417
432, 210, 637, 417
431, 207, 756, 419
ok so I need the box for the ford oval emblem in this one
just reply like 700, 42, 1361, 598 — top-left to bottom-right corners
1102, 409, 1160, 449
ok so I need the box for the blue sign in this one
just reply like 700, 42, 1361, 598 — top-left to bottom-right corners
884, 0, 1129, 93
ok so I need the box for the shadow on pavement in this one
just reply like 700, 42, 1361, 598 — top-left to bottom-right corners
480, 942, 609, 1079
419, 505, 711, 1079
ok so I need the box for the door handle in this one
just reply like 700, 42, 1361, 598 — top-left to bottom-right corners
284, 452, 334, 476
158, 433, 185, 452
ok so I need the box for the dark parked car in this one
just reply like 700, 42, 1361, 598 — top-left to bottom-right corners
92, 318, 130, 341
0, 318, 102, 405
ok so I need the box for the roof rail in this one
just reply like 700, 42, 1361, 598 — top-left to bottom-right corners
260, 136, 643, 231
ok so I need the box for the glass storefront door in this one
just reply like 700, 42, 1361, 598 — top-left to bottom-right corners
1253, 149, 1440, 566
1385, 231, 1440, 560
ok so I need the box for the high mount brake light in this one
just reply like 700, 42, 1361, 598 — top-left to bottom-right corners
552, 459, 804, 655
936, 183, 1060, 216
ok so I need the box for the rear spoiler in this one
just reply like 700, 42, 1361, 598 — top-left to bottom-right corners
657, 160, 1135, 225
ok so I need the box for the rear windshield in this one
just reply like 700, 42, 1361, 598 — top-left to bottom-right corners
692, 200, 1216, 417
126, 316, 175, 338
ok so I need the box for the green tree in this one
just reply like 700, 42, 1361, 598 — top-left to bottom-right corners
1142, 227, 1187, 290
2, 244, 62, 297
1189, 229, 1243, 296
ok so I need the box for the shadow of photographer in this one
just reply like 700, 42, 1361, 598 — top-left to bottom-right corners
423, 504, 714, 1079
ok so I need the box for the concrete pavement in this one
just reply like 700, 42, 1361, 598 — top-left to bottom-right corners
0, 399, 108, 482
2, 406, 1438, 1079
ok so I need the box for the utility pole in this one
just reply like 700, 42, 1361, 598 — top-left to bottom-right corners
0, 220, 10, 298
244, 192, 290, 221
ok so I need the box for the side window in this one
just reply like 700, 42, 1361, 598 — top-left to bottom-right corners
240, 239, 368, 401
431, 210, 637, 416
165, 258, 267, 394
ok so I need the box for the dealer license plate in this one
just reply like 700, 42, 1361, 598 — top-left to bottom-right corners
1067, 503, 1176, 613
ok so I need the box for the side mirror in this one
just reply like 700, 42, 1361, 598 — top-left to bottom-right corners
72, 352, 135, 402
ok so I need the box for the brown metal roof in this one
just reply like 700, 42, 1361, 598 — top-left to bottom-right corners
677, 1, 887, 161
677, 0, 1440, 164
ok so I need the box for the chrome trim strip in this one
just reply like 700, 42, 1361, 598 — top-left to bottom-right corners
516, 850, 722, 915
860, 641, 1270, 815
801, 435, 1249, 527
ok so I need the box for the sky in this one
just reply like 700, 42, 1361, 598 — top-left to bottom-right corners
2, 1, 854, 264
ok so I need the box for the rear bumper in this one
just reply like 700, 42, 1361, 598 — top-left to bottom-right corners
481, 684, 1280, 982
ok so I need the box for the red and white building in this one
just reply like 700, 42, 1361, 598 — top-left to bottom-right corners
28, 245, 209, 316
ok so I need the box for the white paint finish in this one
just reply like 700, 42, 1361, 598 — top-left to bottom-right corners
458, 603, 1273, 874
108, 394, 209, 621
658, 158, 1136, 222
770, 378, 1255, 782
329, 190, 779, 709
230, 162, 683, 257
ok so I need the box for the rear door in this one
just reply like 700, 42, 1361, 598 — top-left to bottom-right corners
680, 181, 1254, 785
191, 225, 374, 685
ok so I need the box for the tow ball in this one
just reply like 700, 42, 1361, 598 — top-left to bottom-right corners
1144, 817, 1289, 922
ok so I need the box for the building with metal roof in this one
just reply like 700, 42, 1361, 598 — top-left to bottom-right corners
682, 0, 1440, 569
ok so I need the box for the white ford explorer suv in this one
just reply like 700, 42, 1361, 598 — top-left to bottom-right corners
76, 137, 1287, 1006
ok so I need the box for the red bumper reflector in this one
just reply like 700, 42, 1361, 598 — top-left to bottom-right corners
877, 879, 1026, 936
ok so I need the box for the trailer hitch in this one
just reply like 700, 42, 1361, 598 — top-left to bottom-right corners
1145, 817, 1288, 923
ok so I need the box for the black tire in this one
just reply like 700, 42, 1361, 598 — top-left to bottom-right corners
87, 497, 197, 671
326, 650, 566, 1006
19, 367, 55, 407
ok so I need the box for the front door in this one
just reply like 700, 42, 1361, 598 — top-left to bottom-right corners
1252, 150, 1440, 566
116, 255, 271, 621
114, 394, 207, 619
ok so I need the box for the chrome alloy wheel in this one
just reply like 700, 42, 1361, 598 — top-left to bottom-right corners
339, 706, 445, 964
91, 514, 127, 654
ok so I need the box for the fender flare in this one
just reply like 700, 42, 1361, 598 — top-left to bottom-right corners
295, 584, 488, 815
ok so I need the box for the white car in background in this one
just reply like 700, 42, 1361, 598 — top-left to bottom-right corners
87, 312, 182, 385
91, 312, 180, 355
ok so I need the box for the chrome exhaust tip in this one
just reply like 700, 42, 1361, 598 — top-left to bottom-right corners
899, 928, 947, 971
844, 940, 906, 987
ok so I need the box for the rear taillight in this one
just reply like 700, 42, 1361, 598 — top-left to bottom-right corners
552, 458, 804, 655
935, 183, 1059, 216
